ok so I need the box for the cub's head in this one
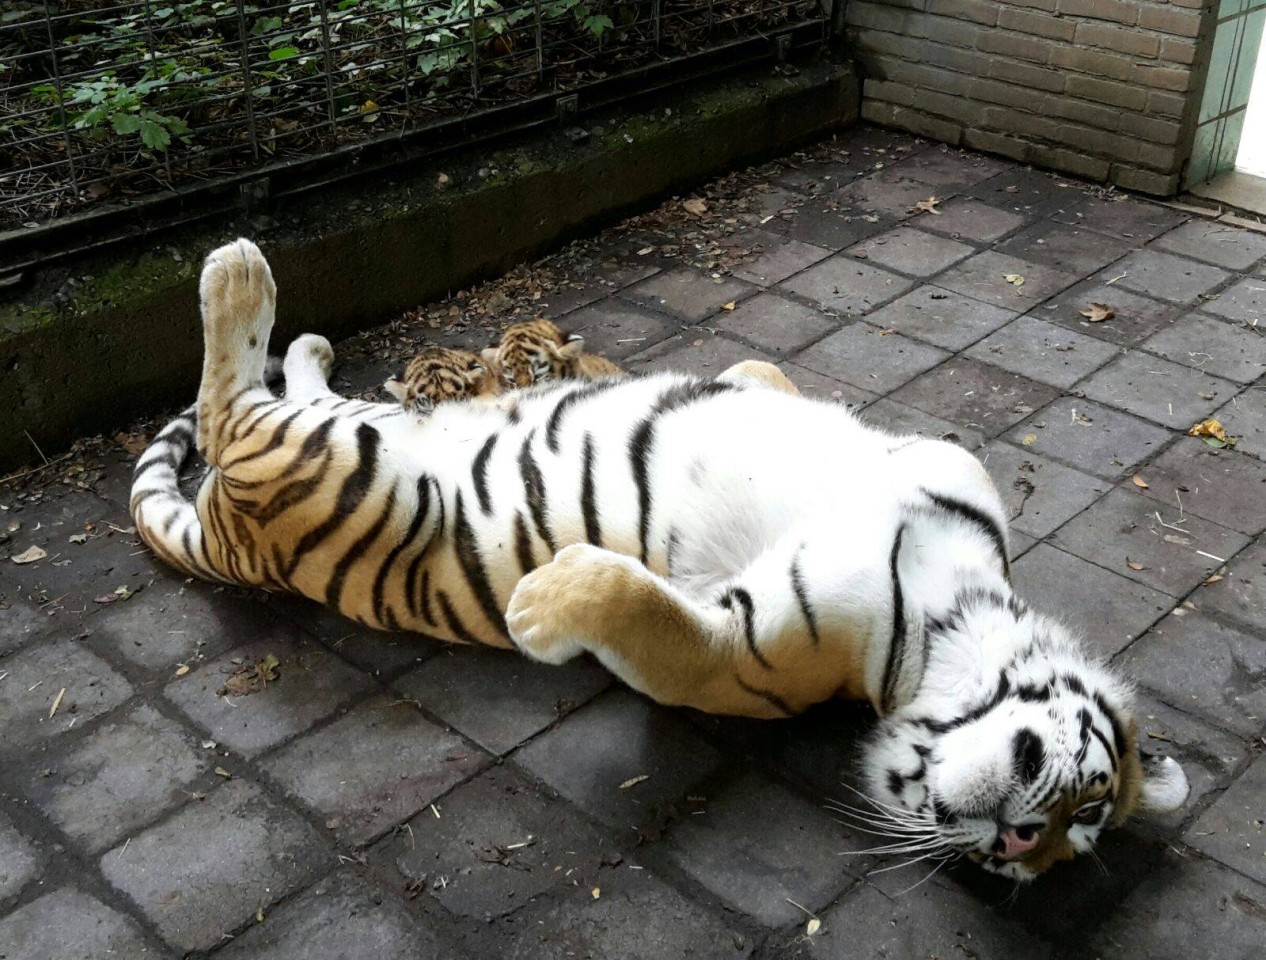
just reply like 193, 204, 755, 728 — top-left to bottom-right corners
858, 596, 1188, 882
384, 347, 492, 415
487, 318, 584, 389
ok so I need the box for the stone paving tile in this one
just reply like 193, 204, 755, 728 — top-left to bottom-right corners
968, 167, 1084, 218
793, 322, 949, 394
394, 646, 611, 756
1052, 196, 1187, 242
778, 363, 877, 407
0, 638, 133, 756
627, 328, 778, 378
101, 779, 328, 953
979, 440, 1111, 538
730, 234, 831, 286
889, 358, 1059, 439
1203, 275, 1266, 323
264, 594, 440, 677
862, 285, 1018, 351
1035, 280, 1185, 347
1185, 753, 1266, 883
91, 582, 276, 675
1116, 611, 1266, 736
0, 888, 156, 958
623, 268, 757, 323
540, 262, 661, 315
1094, 249, 1231, 305
514, 689, 724, 832
997, 221, 1135, 276
1011, 544, 1172, 660
1132, 439, 1266, 536
476, 861, 753, 960
935, 250, 1078, 311
894, 147, 1008, 188
1004, 398, 1170, 479
371, 765, 616, 920
778, 204, 886, 250
1215, 388, 1266, 460
165, 633, 375, 757
1079, 351, 1239, 429
779, 255, 917, 316
216, 870, 453, 960
661, 771, 861, 927
0, 815, 39, 903
859, 397, 986, 450
0, 593, 56, 657
1151, 219, 1266, 271
1088, 854, 1266, 960
965, 315, 1119, 389
713, 291, 837, 355
1142, 311, 1266, 384
814, 878, 1054, 960
21, 702, 210, 855
838, 174, 940, 220
844, 226, 975, 278
269, 696, 489, 846
1199, 537, 1266, 630
772, 158, 867, 197
914, 197, 1029, 243
1052, 487, 1249, 597
562, 298, 680, 361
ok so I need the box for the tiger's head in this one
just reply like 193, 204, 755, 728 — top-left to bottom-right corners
858, 591, 1188, 882
486, 318, 585, 390
383, 347, 493, 415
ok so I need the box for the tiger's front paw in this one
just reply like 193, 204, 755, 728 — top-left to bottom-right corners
505, 543, 637, 664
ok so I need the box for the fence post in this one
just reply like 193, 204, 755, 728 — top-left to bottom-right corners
234, 0, 261, 159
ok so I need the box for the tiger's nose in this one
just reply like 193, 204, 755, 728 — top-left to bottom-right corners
995, 825, 1040, 860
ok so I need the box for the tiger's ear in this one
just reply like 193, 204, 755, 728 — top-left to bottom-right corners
553, 333, 585, 361
480, 347, 501, 369
1137, 755, 1189, 814
383, 378, 408, 403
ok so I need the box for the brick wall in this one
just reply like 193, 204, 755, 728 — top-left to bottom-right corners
842, 0, 1215, 195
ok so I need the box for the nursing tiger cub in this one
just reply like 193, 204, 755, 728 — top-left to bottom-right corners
383, 346, 495, 415
133, 240, 1188, 880
484, 318, 624, 389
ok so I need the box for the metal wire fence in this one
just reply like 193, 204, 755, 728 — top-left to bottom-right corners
0, 1, 824, 231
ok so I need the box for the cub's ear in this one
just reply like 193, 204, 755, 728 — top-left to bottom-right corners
1138, 755, 1189, 814
554, 332, 585, 361
382, 378, 408, 403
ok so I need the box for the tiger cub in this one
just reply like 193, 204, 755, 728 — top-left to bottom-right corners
484, 318, 623, 390
382, 346, 494, 415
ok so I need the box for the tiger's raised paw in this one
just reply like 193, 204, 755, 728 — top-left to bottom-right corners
200, 238, 276, 340
506, 543, 641, 664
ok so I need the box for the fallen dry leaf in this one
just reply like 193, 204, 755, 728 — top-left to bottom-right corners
1204, 574, 1225, 584
914, 195, 942, 215
682, 198, 707, 216
619, 774, 650, 790
1127, 560, 1145, 571
806, 918, 822, 937
174, 665, 191, 677
721, 301, 736, 311
11, 545, 46, 565
1080, 303, 1115, 323
68, 533, 88, 545
1132, 475, 1150, 489
591, 887, 601, 900
214, 767, 232, 779
1021, 434, 1037, 446
217, 653, 281, 697
1004, 274, 1025, 286
1188, 418, 1236, 448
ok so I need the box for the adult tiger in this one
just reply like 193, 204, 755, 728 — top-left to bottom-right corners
132, 240, 1188, 880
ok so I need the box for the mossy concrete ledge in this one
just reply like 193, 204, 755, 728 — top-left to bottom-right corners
0, 61, 858, 471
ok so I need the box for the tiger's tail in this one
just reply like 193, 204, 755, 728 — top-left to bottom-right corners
130, 406, 230, 583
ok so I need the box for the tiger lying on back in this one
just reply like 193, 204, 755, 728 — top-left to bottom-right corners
133, 240, 1188, 881
383, 319, 623, 415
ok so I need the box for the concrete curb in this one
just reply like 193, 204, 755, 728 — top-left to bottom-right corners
0, 61, 858, 471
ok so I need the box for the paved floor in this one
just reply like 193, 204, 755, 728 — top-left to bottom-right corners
3, 124, 1266, 959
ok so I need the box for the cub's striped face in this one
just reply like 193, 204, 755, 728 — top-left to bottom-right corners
493, 319, 585, 389
860, 608, 1188, 881
383, 347, 490, 414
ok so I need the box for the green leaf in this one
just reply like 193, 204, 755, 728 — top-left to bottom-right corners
139, 119, 171, 150
582, 13, 613, 36
268, 46, 299, 61
112, 113, 142, 134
